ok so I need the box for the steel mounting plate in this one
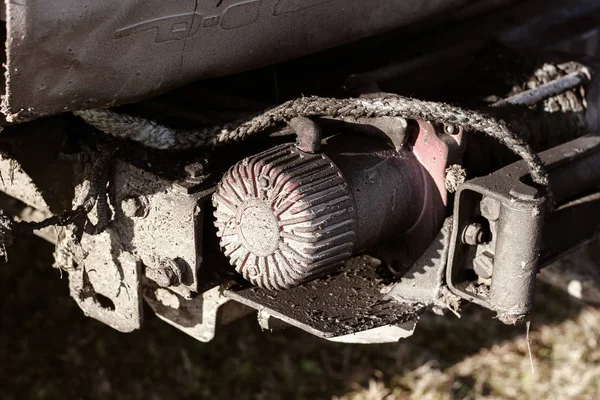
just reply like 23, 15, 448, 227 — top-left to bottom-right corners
224, 255, 425, 338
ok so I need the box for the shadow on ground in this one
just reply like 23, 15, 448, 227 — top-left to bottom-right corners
0, 237, 589, 400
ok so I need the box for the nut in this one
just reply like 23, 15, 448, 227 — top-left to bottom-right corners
145, 258, 187, 288
473, 252, 494, 279
462, 223, 486, 246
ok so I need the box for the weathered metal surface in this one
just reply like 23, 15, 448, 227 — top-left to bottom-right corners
214, 143, 357, 290
224, 255, 425, 338
448, 168, 546, 324
67, 240, 143, 332
2, 0, 476, 122
389, 218, 453, 306
324, 133, 433, 253
144, 285, 253, 342
288, 116, 323, 153
46, 152, 218, 332
108, 160, 211, 299
0, 0, 597, 342
0, 193, 58, 243
0, 157, 54, 213
447, 134, 600, 323
0, 118, 75, 213
408, 120, 464, 238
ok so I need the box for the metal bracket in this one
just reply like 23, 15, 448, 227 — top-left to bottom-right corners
224, 255, 425, 339
67, 238, 143, 332
447, 134, 600, 323
144, 285, 253, 342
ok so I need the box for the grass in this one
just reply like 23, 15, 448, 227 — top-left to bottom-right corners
1, 237, 599, 399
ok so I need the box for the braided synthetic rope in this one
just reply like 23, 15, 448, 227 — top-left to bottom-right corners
74, 95, 549, 189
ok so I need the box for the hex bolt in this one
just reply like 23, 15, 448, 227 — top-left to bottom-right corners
473, 252, 494, 279
509, 185, 540, 201
480, 197, 501, 221
121, 196, 149, 218
184, 162, 205, 179
462, 222, 486, 246
145, 258, 185, 288
146, 265, 176, 288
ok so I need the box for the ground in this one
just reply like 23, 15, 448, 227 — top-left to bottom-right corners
1, 237, 599, 400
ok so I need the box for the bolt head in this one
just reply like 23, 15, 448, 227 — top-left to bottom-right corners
473, 252, 494, 279
480, 197, 501, 221
146, 266, 175, 288
258, 175, 270, 188
185, 162, 205, 178
509, 185, 540, 201
146, 258, 188, 288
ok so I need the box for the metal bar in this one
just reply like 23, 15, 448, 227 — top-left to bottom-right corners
492, 69, 591, 107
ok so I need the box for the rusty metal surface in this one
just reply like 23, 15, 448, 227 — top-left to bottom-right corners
224, 255, 425, 338
447, 134, 600, 322
2, 0, 475, 122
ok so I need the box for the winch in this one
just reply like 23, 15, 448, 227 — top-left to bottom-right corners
213, 124, 457, 289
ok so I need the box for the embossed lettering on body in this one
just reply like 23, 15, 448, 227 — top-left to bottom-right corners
115, 1, 261, 43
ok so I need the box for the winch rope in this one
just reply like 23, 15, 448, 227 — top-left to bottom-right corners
75, 95, 549, 189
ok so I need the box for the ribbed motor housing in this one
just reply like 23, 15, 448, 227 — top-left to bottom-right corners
213, 144, 358, 290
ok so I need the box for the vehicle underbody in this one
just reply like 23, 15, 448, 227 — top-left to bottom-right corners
0, 0, 600, 344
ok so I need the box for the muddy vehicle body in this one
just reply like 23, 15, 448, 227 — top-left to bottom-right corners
1, 0, 600, 343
